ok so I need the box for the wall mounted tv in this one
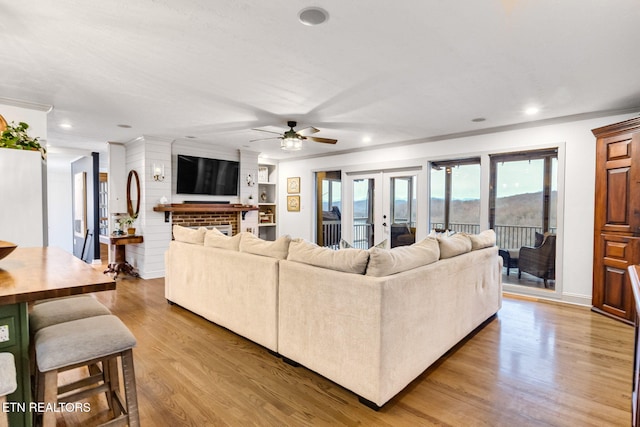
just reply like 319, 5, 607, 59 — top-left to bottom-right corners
176, 154, 240, 196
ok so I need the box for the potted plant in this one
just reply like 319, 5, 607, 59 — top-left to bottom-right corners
0, 118, 47, 159
118, 214, 138, 235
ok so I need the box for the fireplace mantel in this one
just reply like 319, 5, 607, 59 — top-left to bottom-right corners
153, 203, 258, 222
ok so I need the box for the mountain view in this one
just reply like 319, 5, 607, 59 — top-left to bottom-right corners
348, 191, 557, 227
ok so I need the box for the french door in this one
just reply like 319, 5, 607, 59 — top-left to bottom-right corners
343, 170, 419, 249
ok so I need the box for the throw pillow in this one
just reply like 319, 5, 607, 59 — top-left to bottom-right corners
287, 239, 370, 274
437, 233, 472, 259
204, 228, 242, 251
468, 229, 496, 250
365, 237, 439, 277
172, 225, 207, 245
339, 238, 387, 249
239, 233, 291, 260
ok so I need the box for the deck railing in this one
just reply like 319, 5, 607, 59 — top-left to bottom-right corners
432, 223, 556, 249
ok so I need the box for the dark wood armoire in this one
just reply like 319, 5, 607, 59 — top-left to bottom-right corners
592, 117, 640, 325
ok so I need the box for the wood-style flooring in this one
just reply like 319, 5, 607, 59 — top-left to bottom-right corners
54, 275, 633, 426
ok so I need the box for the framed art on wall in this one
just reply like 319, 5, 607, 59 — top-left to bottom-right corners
287, 195, 300, 212
287, 177, 300, 194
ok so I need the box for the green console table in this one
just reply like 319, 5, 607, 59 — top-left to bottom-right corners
0, 247, 116, 426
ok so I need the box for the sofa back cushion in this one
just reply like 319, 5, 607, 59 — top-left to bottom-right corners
173, 225, 207, 245
204, 228, 242, 251
365, 237, 440, 277
468, 229, 496, 250
240, 233, 291, 259
437, 233, 472, 259
287, 239, 370, 274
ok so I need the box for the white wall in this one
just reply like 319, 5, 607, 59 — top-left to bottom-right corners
0, 104, 49, 247
276, 112, 640, 305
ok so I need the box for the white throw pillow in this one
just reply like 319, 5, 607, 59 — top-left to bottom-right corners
204, 228, 242, 251
239, 233, 291, 260
287, 239, 370, 274
172, 225, 207, 245
437, 233, 472, 259
468, 229, 496, 250
366, 237, 440, 277
339, 238, 386, 249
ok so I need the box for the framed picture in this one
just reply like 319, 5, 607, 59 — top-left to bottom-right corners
287, 176, 300, 194
258, 166, 269, 183
287, 195, 300, 212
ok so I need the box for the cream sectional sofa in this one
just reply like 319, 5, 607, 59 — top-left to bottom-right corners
164, 225, 502, 408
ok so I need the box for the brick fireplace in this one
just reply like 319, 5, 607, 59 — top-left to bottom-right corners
171, 212, 239, 235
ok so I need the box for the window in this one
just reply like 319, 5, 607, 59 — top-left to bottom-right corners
430, 158, 481, 233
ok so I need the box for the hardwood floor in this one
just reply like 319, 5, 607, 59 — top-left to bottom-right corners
54, 275, 633, 426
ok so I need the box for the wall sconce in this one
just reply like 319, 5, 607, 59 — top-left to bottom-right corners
247, 174, 255, 187
153, 163, 165, 182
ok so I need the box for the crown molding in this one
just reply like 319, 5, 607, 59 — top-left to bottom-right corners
0, 97, 53, 113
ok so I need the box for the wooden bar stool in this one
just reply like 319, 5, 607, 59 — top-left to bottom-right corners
34, 315, 139, 427
0, 353, 16, 427
29, 296, 112, 378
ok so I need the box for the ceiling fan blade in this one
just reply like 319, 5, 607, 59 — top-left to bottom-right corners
251, 128, 283, 135
249, 137, 282, 142
306, 136, 337, 144
296, 126, 319, 136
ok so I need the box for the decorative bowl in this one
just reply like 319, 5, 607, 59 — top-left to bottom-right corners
0, 241, 18, 261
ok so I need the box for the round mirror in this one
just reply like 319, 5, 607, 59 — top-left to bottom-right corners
126, 170, 140, 217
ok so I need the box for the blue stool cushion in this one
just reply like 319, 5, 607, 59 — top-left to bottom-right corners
30, 296, 111, 333
0, 353, 16, 396
35, 315, 136, 372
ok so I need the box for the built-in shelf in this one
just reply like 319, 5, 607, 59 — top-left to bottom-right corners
258, 163, 277, 241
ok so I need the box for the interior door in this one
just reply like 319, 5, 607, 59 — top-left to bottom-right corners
344, 170, 419, 249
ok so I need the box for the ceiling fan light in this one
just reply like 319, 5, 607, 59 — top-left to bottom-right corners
281, 137, 302, 151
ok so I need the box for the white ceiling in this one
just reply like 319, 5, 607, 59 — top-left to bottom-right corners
2, 0, 640, 160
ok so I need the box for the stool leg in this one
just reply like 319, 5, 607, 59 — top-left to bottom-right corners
0, 395, 7, 427
42, 370, 58, 427
122, 349, 140, 427
106, 357, 121, 416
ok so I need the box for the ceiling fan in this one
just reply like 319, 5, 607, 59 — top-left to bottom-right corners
251, 121, 337, 151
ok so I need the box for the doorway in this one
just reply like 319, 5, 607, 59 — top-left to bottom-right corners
343, 170, 419, 249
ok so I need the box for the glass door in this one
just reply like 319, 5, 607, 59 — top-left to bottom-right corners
489, 149, 558, 291
385, 172, 418, 248
344, 170, 419, 249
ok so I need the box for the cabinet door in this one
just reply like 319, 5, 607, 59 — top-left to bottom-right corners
593, 234, 639, 322
594, 132, 640, 234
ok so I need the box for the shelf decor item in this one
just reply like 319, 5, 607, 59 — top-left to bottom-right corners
260, 190, 267, 202
258, 166, 269, 183
287, 177, 300, 194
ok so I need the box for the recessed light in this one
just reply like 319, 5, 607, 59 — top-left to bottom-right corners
525, 107, 540, 116
59, 123, 72, 129
298, 7, 329, 26
117, 124, 132, 128
362, 136, 372, 143
471, 118, 486, 122
185, 136, 197, 139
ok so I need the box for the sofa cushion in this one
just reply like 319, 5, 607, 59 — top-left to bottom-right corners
288, 239, 370, 274
204, 228, 242, 251
468, 229, 496, 250
437, 233, 472, 259
365, 237, 440, 277
240, 233, 291, 260
173, 225, 207, 245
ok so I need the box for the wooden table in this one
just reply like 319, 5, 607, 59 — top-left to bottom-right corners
0, 247, 116, 426
104, 235, 143, 279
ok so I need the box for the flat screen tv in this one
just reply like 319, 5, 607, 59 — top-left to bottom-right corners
176, 154, 239, 196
